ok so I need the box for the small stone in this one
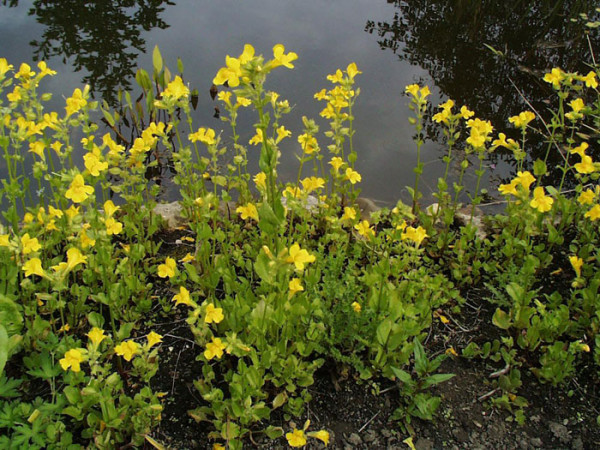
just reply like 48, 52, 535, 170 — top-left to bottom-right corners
415, 437, 434, 450
571, 437, 583, 450
549, 421, 571, 444
530, 438, 542, 447
363, 430, 377, 443
380, 429, 392, 438
347, 433, 362, 446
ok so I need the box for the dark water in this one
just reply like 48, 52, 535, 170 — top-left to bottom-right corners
1, 0, 599, 205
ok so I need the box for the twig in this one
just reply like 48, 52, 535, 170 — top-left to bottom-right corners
477, 387, 500, 402
171, 346, 184, 395
489, 364, 510, 378
379, 385, 398, 395
358, 411, 380, 433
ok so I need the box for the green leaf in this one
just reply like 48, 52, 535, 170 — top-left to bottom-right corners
492, 308, 511, 330
152, 45, 163, 74
422, 373, 455, 389
533, 159, 547, 176
390, 366, 412, 384
265, 426, 283, 439
0, 325, 7, 376
376, 319, 392, 346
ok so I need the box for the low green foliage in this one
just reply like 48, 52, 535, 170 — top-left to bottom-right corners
0, 37, 599, 448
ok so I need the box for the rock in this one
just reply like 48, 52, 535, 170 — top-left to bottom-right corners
571, 437, 583, 450
414, 437, 434, 450
347, 433, 362, 446
452, 427, 469, 442
153, 201, 185, 228
530, 437, 542, 447
549, 421, 571, 444
363, 430, 377, 443
356, 197, 380, 221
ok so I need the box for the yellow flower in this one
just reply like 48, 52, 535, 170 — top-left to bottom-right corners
204, 338, 226, 360
341, 207, 357, 222
329, 157, 344, 172
308, 430, 330, 446
217, 91, 232, 107
405, 84, 419, 96
351, 302, 361, 313
530, 187, 553, 213
87, 328, 106, 348
189, 127, 216, 145
543, 68, 565, 88
508, 111, 535, 129
65, 205, 80, 220
286, 429, 306, 448
574, 155, 596, 174
115, 341, 140, 361
581, 71, 598, 88
460, 105, 474, 119
288, 278, 304, 299
400, 226, 428, 247
569, 98, 585, 113
498, 181, 518, 196
578, 189, 595, 205
37, 61, 56, 78
584, 204, 600, 221
514, 171, 536, 191
21, 233, 41, 255
272, 44, 298, 69
103, 200, 119, 217
179, 253, 195, 263
345, 168, 362, 184
492, 133, 519, 152
275, 125, 291, 144
15, 63, 35, 80
158, 257, 177, 278
347, 62, 361, 80
65, 88, 87, 117
214, 56, 242, 87
66, 174, 94, 204
65, 247, 87, 272
355, 220, 375, 239
570, 142, 589, 157
23, 258, 46, 278
236, 203, 259, 221
84, 150, 108, 177
401, 226, 428, 246
204, 303, 224, 324
59, 349, 85, 373
28, 141, 46, 161
7, 86, 22, 102
236, 96, 251, 107
286, 243, 316, 270
569, 256, 583, 277
48, 205, 63, 219
213, 444, 226, 450
173, 286, 192, 306
0, 234, 9, 247
103, 217, 123, 235
0, 58, 13, 77
254, 172, 267, 190
314, 88, 328, 101
301, 177, 325, 193
146, 331, 163, 348
79, 229, 96, 249
162, 76, 189, 101
249, 128, 264, 146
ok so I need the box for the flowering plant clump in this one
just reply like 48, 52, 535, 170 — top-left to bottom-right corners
1, 40, 600, 448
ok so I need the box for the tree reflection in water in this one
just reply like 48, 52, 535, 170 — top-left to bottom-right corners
366, 1, 600, 183
22, 0, 174, 105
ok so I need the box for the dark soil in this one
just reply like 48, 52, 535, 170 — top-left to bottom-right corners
145, 284, 600, 450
